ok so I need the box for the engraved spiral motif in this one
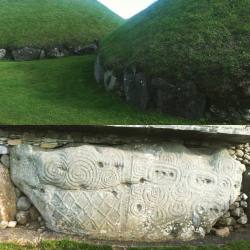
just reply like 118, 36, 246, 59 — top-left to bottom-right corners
39, 152, 68, 187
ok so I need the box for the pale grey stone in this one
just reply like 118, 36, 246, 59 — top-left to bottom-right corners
240, 193, 248, 201
237, 214, 248, 225
236, 149, 244, 158
17, 196, 31, 211
10, 144, 245, 242
231, 207, 244, 218
0, 145, 8, 155
0, 49, 6, 59
240, 201, 248, 208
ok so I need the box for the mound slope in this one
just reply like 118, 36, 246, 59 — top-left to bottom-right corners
100, 0, 250, 122
0, 0, 123, 48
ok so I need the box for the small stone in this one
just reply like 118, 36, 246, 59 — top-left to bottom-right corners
223, 212, 231, 218
16, 211, 30, 225
1, 155, 10, 168
236, 149, 244, 158
0, 221, 8, 229
240, 193, 248, 201
240, 201, 248, 208
214, 227, 230, 238
231, 207, 244, 218
237, 145, 245, 150
8, 221, 17, 228
17, 196, 32, 211
29, 206, 40, 221
7, 139, 22, 146
233, 224, 241, 230
40, 142, 59, 149
244, 154, 250, 161
0, 49, 6, 59
228, 149, 235, 156
218, 217, 236, 226
230, 202, 240, 210
237, 215, 248, 225
37, 216, 42, 222
0, 145, 8, 155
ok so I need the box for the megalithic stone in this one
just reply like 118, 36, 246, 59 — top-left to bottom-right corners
0, 163, 16, 222
10, 144, 245, 242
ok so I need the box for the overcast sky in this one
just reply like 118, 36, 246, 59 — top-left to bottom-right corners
98, 0, 157, 19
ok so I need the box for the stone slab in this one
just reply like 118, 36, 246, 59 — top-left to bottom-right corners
10, 144, 245, 243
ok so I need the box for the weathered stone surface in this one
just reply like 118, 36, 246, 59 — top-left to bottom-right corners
11, 144, 245, 242
95, 56, 104, 84
0, 49, 6, 59
0, 163, 16, 222
12, 47, 42, 61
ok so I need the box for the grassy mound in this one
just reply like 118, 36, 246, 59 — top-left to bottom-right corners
0, 56, 192, 125
0, 0, 123, 48
101, 0, 250, 110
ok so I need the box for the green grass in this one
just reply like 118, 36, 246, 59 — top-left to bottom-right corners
0, 0, 123, 48
0, 56, 198, 125
1, 240, 250, 250
101, 0, 250, 109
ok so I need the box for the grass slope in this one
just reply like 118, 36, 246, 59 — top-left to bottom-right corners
101, 0, 250, 106
1, 240, 250, 250
0, 0, 123, 48
0, 56, 193, 125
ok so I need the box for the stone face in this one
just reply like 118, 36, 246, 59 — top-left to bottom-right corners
0, 164, 16, 222
12, 47, 42, 61
0, 145, 9, 155
1, 155, 10, 168
46, 47, 69, 58
10, 144, 245, 242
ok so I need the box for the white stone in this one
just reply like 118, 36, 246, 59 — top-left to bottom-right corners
237, 214, 248, 225
10, 144, 245, 242
240, 193, 248, 201
8, 221, 17, 228
0, 145, 8, 155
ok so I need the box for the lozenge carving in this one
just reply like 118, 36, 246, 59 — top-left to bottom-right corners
10, 144, 245, 242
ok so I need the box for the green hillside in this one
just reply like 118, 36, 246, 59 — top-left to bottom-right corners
0, 0, 123, 48
101, 0, 250, 117
0, 56, 193, 125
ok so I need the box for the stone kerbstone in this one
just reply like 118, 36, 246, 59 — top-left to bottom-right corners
0, 163, 16, 222
0, 49, 6, 59
10, 144, 245, 242
12, 47, 42, 61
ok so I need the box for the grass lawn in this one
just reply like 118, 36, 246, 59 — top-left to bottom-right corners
1, 240, 250, 250
0, 0, 123, 48
0, 56, 198, 125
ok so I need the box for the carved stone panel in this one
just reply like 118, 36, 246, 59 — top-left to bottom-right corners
10, 144, 245, 242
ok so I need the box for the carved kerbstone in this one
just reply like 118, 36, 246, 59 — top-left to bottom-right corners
10, 144, 245, 242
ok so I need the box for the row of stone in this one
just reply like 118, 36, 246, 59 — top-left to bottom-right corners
0, 43, 98, 61
95, 59, 250, 122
